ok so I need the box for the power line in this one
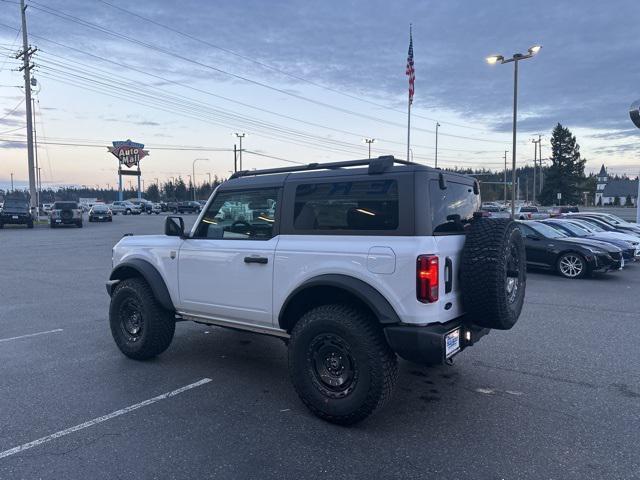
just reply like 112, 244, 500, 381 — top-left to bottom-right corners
21, 3, 509, 144
0, 96, 24, 121
95, 0, 493, 134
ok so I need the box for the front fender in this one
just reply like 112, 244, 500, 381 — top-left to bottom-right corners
108, 259, 174, 311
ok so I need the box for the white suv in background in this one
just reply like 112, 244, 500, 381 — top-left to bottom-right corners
109, 201, 142, 215
106, 157, 527, 424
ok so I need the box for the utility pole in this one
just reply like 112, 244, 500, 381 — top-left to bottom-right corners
503, 150, 509, 204
532, 136, 540, 205
364, 138, 375, 159
435, 122, 440, 168
233, 144, 238, 173
17, 0, 37, 209
537, 134, 543, 195
10, 173, 14, 191
234, 133, 245, 171
32, 97, 40, 214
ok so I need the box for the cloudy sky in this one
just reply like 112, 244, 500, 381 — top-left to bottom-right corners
1, 0, 639, 187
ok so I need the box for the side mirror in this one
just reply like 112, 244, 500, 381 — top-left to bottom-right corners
165, 216, 184, 237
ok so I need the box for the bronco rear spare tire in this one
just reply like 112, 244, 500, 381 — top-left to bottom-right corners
460, 218, 526, 330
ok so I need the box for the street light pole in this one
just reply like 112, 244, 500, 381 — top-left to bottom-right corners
363, 138, 375, 159
234, 133, 245, 171
435, 122, 440, 168
192, 158, 209, 201
503, 150, 508, 204
487, 45, 542, 218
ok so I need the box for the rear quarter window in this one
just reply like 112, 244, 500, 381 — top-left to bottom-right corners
429, 180, 479, 235
293, 179, 399, 232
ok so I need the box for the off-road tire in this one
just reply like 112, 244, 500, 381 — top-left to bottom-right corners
460, 218, 526, 330
288, 304, 398, 425
109, 277, 175, 360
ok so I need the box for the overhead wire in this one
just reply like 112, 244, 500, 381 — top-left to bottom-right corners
23, 2, 509, 145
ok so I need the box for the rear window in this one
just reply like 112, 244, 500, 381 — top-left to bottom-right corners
520, 206, 538, 212
430, 180, 479, 235
54, 202, 78, 209
293, 180, 399, 232
3, 198, 28, 207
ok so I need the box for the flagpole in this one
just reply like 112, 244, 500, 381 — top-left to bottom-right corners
406, 24, 413, 162
407, 99, 411, 161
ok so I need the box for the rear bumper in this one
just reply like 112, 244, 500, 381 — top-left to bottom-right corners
0, 214, 31, 224
384, 319, 490, 365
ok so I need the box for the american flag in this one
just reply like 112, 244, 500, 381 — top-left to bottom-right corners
406, 27, 415, 105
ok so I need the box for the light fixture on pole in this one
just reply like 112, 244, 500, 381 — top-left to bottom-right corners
234, 133, 246, 171
363, 138, 375, 159
192, 158, 210, 201
435, 122, 440, 168
486, 45, 542, 218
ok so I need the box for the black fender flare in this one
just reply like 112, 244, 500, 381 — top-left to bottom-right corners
278, 274, 400, 329
107, 259, 175, 311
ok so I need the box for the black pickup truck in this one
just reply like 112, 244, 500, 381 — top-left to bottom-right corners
0, 196, 34, 229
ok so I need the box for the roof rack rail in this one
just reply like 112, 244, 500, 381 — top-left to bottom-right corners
229, 155, 418, 179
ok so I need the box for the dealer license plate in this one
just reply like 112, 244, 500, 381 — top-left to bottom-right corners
445, 328, 461, 358
12, 215, 18, 219
98, 216, 104, 219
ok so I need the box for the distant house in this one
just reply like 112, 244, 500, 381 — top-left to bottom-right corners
595, 165, 638, 206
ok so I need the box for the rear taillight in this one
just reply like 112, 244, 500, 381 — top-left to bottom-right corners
417, 255, 439, 303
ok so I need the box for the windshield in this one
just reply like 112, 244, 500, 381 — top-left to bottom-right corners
54, 202, 78, 209
600, 214, 625, 224
530, 222, 566, 239
3, 199, 28, 208
553, 221, 588, 236
575, 219, 604, 232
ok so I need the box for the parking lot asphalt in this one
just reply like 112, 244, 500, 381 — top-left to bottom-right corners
1, 214, 639, 480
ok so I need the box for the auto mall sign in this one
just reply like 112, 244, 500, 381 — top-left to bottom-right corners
108, 139, 149, 168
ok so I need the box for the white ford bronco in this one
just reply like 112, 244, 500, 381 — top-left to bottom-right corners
107, 156, 526, 424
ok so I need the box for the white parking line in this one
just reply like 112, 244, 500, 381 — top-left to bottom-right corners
0, 378, 212, 460
0, 328, 63, 343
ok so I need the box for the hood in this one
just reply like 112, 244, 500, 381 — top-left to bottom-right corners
560, 237, 621, 253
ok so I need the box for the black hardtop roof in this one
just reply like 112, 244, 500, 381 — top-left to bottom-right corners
221, 155, 474, 189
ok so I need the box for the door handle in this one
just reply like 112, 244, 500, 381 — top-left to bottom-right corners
244, 256, 268, 264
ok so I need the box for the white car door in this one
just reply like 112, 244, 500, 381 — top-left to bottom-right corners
178, 187, 280, 327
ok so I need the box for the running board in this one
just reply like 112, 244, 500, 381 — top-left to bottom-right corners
176, 311, 290, 339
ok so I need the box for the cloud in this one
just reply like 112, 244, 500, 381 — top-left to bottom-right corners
0, 140, 27, 149
10, 0, 640, 145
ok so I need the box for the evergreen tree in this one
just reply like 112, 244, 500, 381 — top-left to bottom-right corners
625, 194, 632, 206
613, 196, 620, 206
538, 123, 586, 205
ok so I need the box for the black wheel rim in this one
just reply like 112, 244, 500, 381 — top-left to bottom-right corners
308, 333, 357, 399
119, 297, 143, 342
505, 242, 521, 304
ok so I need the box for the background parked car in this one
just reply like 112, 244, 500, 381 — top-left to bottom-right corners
541, 219, 637, 262
128, 199, 161, 214
50, 201, 83, 228
0, 195, 33, 229
514, 205, 549, 220
108, 201, 142, 215
548, 206, 579, 216
175, 201, 201, 214
479, 205, 511, 218
89, 204, 113, 222
563, 218, 640, 249
568, 215, 640, 238
517, 220, 623, 278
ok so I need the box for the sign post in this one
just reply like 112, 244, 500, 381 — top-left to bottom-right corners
108, 140, 149, 201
